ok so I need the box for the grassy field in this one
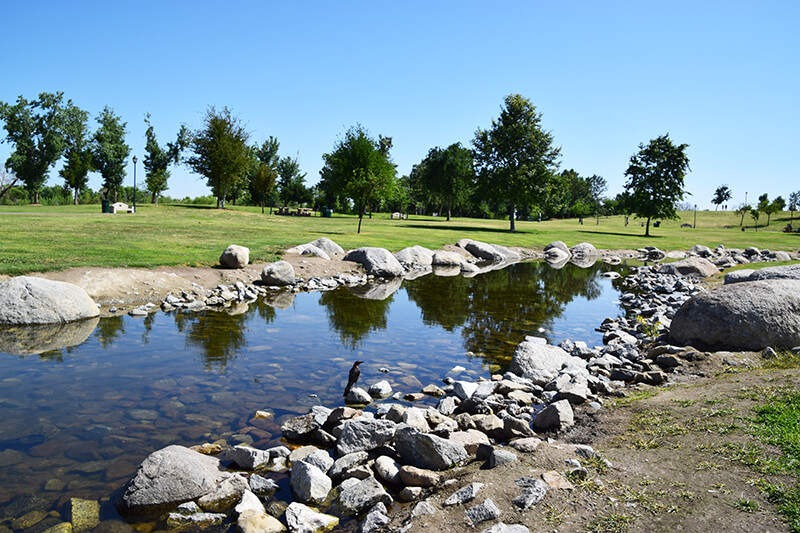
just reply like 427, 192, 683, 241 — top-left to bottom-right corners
0, 203, 798, 276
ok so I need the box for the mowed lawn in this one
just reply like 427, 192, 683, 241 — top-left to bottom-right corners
0, 203, 798, 276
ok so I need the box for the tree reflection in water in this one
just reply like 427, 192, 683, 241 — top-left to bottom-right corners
318, 287, 395, 349
94, 315, 125, 348
179, 300, 276, 369
405, 262, 607, 370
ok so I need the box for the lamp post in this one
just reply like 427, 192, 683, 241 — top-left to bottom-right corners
132, 155, 137, 213
693, 204, 697, 229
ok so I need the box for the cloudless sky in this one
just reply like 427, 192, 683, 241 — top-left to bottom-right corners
1, 1, 797, 209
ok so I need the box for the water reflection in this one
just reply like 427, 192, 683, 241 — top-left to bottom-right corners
319, 289, 394, 349
0, 317, 99, 356
95, 315, 125, 348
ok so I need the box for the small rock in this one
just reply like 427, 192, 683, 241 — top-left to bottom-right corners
411, 500, 437, 518
465, 498, 501, 525
284, 502, 338, 533
487, 449, 518, 468
399, 465, 441, 487
443, 482, 484, 506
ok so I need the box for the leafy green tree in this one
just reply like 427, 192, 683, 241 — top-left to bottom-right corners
186, 107, 251, 209
735, 204, 751, 227
750, 207, 760, 230
622, 134, 690, 236
248, 138, 279, 214
757, 193, 783, 226
143, 114, 189, 207
92, 106, 130, 202
473, 94, 561, 231
0, 92, 68, 204
789, 191, 800, 223
59, 102, 93, 205
278, 155, 309, 206
320, 124, 396, 233
711, 184, 732, 210
415, 143, 474, 221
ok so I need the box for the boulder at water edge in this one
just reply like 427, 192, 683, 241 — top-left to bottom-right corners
309, 237, 344, 256
724, 263, 800, 285
285, 244, 330, 260
509, 339, 583, 385
119, 445, 228, 515
219, 245, 249, 269
670, 279, 800, 350
0, 276, 99, 325
394, 245, 434, 268
464, 240, 505, 262
343, 248, 405, 277
658, 256, 718, 278
261, 261, 295, 286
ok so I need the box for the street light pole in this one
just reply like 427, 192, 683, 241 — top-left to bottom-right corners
132, 155, 137, 213
694, 204, 697, 229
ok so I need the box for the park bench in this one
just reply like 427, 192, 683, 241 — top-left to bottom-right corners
111, 202, 134, 214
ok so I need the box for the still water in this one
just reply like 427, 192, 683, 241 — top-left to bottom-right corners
0, 261, 626, 525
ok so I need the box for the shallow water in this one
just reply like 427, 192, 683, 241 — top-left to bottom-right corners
0, 260, 626, 526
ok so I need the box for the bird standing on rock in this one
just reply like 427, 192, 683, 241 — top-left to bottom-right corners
343, 360, 363, 398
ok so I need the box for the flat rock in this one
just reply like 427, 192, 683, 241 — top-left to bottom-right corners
724, 263, 800, 284
284, 502, 338, 533
659, 256, 718, 278
335, 418, 397, 455
399, 465, 441, 487
465, 498, 501, 525
444, 482, 484, 506
0, 276, 100, 325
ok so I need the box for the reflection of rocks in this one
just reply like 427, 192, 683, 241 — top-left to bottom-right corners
569, 254, 597, 268
0, 318, 99, 355
347, 278, 402, 300
262, 290, 295, 310
0, 276, 100, 325
402, 268, 431, 281
432, 265, 461, 277
544, 255, 570, 270
569, 242, 598, 268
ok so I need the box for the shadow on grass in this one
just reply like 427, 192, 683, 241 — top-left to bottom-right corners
403, 224, 534, 235
170, 204, 218, 210
575, 229, 664, 239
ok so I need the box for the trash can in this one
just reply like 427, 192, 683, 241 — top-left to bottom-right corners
321, 207, 332, 218
101, 199, 110, 213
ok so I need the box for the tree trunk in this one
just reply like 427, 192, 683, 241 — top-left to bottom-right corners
509, 203, 516, 232
447, 204, 451, 222
357, 207, 364, 234
645, 216, 651, 237
73, 188, 79, 205
261, 202, 265, 214
33, 190, 39, 204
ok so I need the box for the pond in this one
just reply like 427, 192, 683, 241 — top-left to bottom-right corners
0, 260, 627, 527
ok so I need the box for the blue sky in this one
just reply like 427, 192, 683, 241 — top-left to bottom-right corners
1, 1, 797, 209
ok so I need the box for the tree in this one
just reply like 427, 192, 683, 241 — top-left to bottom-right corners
278, 155, 309, 206
248, 137, 279, 214
320, 124, 396, 233
622, 134, 690, 237
0, 167, 19, 202
415, 143, 475, 221
59, 102, 93, 205
735, 204, 751, 227
711, 184, 732, 210
757, 193, 783, 227
143, 114, 189, 207
186, 107, 251, 209
0, 92, 68, 204
92, 106, 130, 202
750, 207, 760, 230
789, 191, 800, 223
472, 94, 561, 231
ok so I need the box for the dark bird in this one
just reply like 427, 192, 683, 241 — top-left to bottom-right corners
343, 360, 363, 398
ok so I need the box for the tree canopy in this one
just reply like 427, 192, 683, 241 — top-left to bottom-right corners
92, 106, 130, 202
59, 101, 93, 205
413, 143, 474, 221
623, 134, 690, 236
278, 155, 310, 206
143, 114, 189, 206
186, 107, 251, 209
711, 184, 732, 210
248, 137, 280, 214
472, 94, 561, 231
0, 92, 68, 204
320, 125, 396, 233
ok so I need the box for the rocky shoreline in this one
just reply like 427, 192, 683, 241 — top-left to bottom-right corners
0, 239, 798, 533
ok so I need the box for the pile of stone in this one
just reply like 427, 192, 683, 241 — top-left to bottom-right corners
635, 243, 795, 267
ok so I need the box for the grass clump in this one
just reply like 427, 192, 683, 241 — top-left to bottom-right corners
587, 513, 635, 533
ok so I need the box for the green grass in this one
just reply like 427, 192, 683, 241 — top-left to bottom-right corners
0, 204, 797, 275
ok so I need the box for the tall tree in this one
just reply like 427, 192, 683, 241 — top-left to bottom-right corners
143, 114, 189, 207
735, 204, 751, 227
711, 184, 732, 210
472, 94, 561, 231
186, 107, 250, 209
623, 134, 690, 236
59, 101, 93, 205
248, 137, 279, 214
789, 191, 800, 223
320, 125, 396, 233
92, 106, 130, 202
278, 155, 309, 206
415, 143, 474, 221
0, 92, 68, 204
757, 193, 782, 227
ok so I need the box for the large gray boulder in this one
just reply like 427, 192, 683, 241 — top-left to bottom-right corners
432, 250, 465, 267
670, 280, 800, 350
509, 339, 584, 385
724, 263, 800, 284
394, 246, 434, 268
220, 245, 249, 269
290, 461, 331, 505
465, 241, 505, 262
336, 476, 391, 516
659, 256, 718, 278
532, 400, 574, 431
343, 248, 405, 277
394, 426, 468, 470
570, 242, 598, 259
285, 244, 330, 260
336, 418, 397, 456
543, 241, 570, 255
261, 261, 295, 286
0, 276, 100, 325
0, 317, 98, 355
119, 445, 227, 515
309, 237, 344, 256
